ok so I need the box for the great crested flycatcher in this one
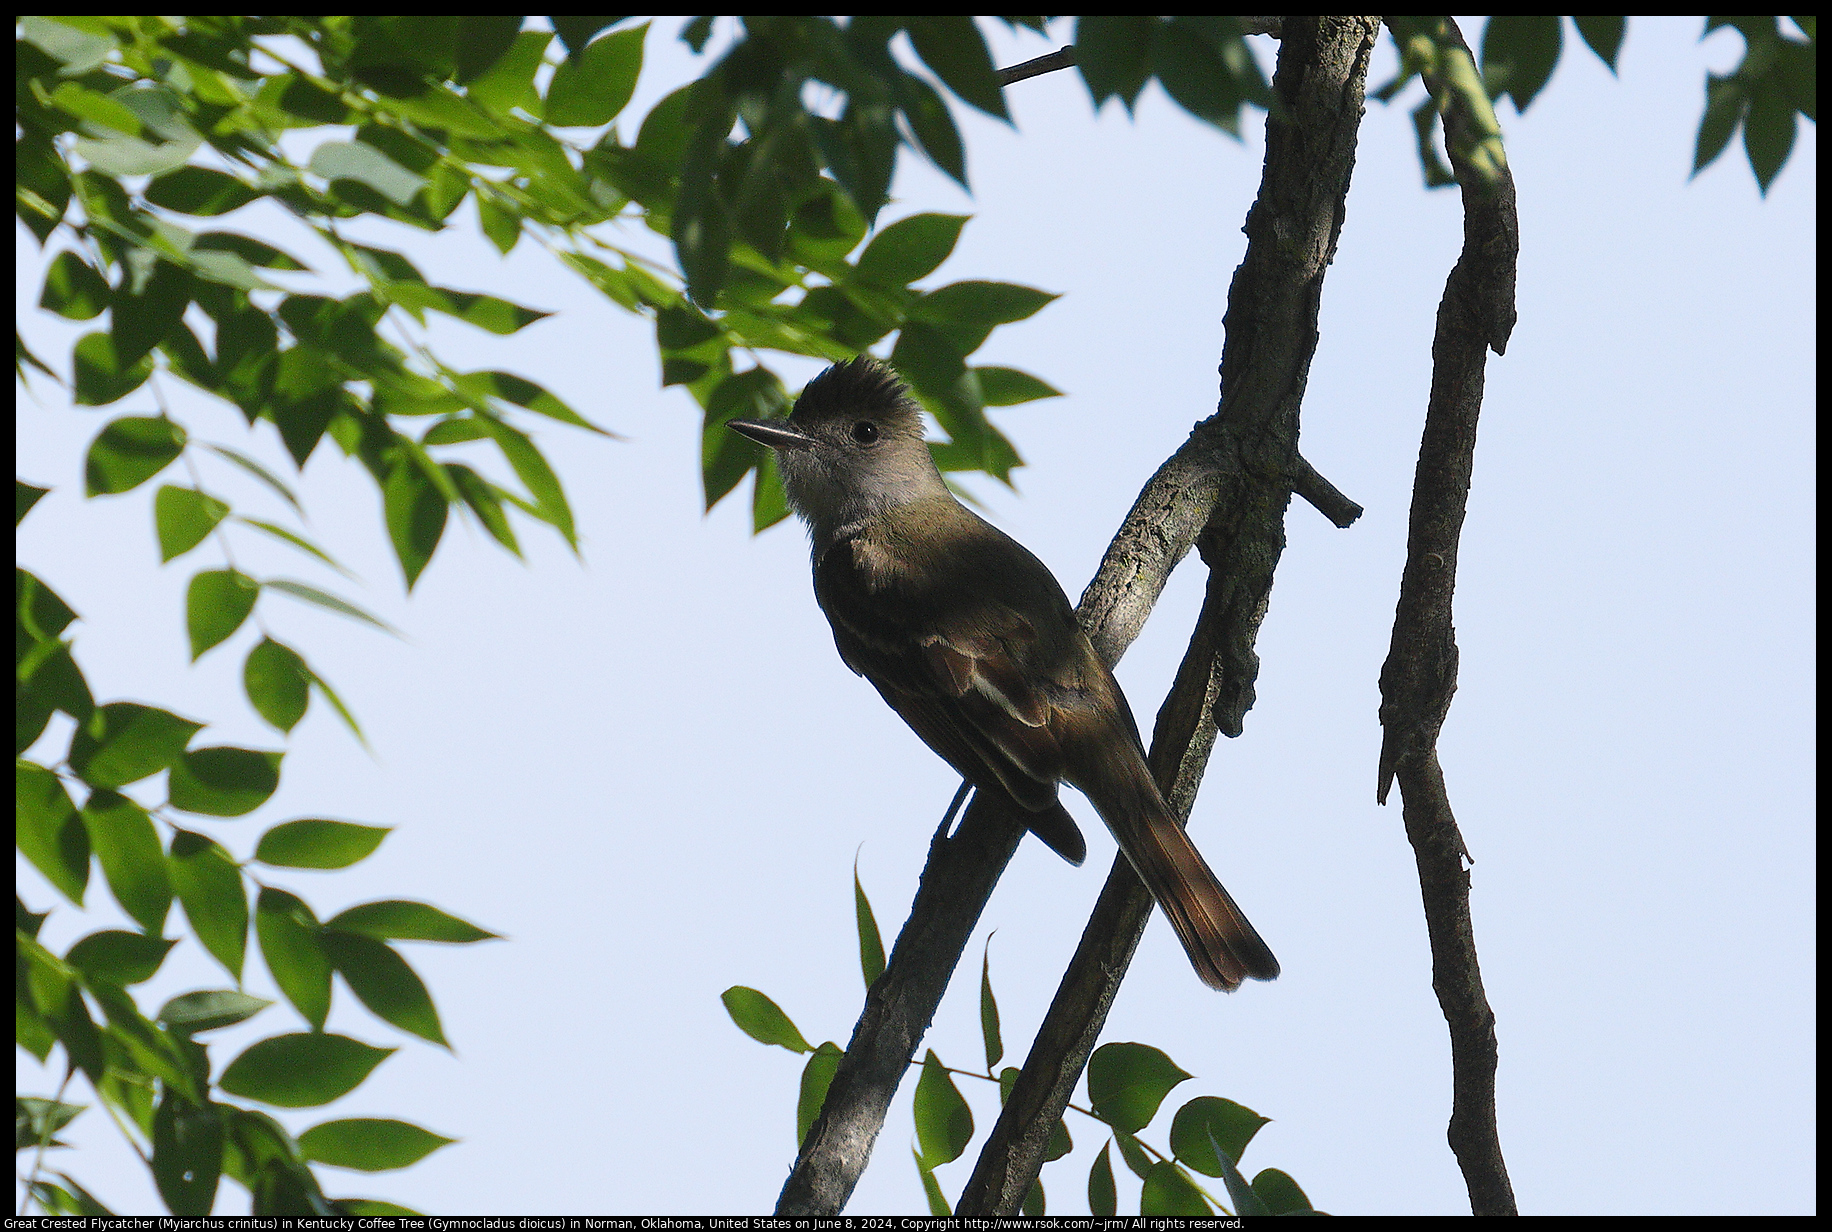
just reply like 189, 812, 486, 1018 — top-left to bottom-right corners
729, 357, 1278, 991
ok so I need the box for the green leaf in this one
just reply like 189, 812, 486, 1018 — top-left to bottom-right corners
913, 1050, 973, 1167
40, 252, 111, 320
168, 830, 248, 979
85, 416, 186, 494
1141, 1160, 1210, 1216
18, 642, 94, 753
233, 518, 348, 574
1170, 1095, 1271, 1177
855, 212, 968, 287
1088, 1141, 1117, 1217
146, 166, 261, 216
855, 860, 886, 989
1480, 14, 1563, 113
298, 1118, 455, 1172
478, 419, 575, 548
911, 280, 1059, 331
152, 1089, 224, 1216
894, 70, 968, 187
326, 900, 497, 943
797, 1041, 844, 1148
158, 989, 273, 1036
16, 1096, 86, 1152
383, 460, 447, 589
905, 17, 1008, 120
476, 194, 521, 254
309, 140, 427, 207
1022, 1177, 1045, 1216
244, 638, 311, 732
321, 930, 445, 1046
916, 1150, 951, 1216
154, 486, 231, 562
48, 80, 149, 137
68, 702, 202, 789
466, 30, 554, 114
720, 986, 812, 1053
388, 285, 551, 334
256, 888, 332, 1030
1251, 1167, 1315, 1214
17, 481, 51, 527
448, 369, 607, 432
1077, 15, 1154, 110
16, 761, 90, 905
19, 15, 116, 73
446, 464, 520, 555
20, 936, 104, 1079
1088, 1042, 1192, 1135
1212, 1124, 1272, 1217
1111, 1126, 1153, 1180
332, 1200, 424, 1217
167, 746, 281, 816
194, 232, 309, 271
203, 444, 303, 515
17, 567, 78, 645
975, 366, 1062, 406
979, 943, 1002, 1072
219, 1034, 395, 1108
80, 789, 173, 933
700, 366, 785, 509
65, 929, 176, 986
1572, 16, 1626, 72
186, 568, 260, 659
264, 579, 399, 635
544, 23, 647, 126
255, 819, 390, 870
1744, 75, 1798, 193
751, 447, 791, 532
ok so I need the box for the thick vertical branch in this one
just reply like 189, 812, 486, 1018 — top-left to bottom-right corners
956, 17, 1382, 1215
1375, 16, 1519, 1218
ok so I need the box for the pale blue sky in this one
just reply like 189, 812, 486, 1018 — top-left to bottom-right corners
17, 17, 1814, 1216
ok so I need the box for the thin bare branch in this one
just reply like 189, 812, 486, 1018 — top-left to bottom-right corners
997, 46, 1075, 88
1375, 14, 1519, 1218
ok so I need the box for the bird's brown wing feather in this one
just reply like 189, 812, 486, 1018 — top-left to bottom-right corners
815, 533, 1086, 863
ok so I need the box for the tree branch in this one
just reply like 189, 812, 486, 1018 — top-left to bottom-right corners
775, 792, 1026, 1214
997, 46, 1075, 88
957, 16, 1384, 1215
1374, 15, 1519, 1218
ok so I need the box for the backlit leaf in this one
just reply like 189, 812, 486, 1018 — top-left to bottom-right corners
167, 746, 281, 816
720, 986, 812, 1053
298, 1118, 454, 1172
1088, 1042, 1191, 1134
219, 1034, 394, 1108
85, 416, 185, 494
79, 789, 172, 933
168, 830, 247, 979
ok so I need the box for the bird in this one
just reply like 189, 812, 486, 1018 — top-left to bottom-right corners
728, 357, 1277, 991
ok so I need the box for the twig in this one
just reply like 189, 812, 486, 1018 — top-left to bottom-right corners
996, 46, 1075, 88
956, 17, 1384, 1215
1290, 452, 1364, 528
1374, 15, 1519, 1218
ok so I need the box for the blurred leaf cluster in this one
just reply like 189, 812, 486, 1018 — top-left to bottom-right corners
1376, 16, 1812, 193
721, 874, 1324, 1215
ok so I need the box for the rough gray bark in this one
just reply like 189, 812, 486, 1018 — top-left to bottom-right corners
955, 17, 1382, 1214
1374, 15, 1519, 1218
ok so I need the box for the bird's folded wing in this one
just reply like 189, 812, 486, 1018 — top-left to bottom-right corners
815, 535, 1069, 802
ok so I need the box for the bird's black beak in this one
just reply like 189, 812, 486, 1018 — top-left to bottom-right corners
728, 418, 815, 451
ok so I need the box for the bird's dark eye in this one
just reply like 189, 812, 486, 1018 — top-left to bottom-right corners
850, 420, 880, 444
